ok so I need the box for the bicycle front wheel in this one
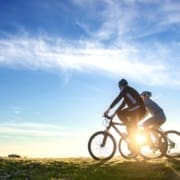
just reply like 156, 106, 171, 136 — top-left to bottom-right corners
165, 130, 180, 158
139, 128, 167, 159
88, 131, 116, 160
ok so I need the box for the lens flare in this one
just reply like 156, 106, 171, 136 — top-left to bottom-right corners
135, 133, 146, 144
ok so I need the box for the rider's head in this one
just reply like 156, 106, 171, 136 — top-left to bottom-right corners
118, 79, 128, 90
141, 91, 152, 100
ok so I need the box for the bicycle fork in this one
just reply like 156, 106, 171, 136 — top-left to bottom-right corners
101, 130, 109, 147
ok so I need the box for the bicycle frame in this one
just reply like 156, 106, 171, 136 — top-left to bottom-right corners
104, 117, 160, 148
104, 117, 126, 138
88, 116, 168, 160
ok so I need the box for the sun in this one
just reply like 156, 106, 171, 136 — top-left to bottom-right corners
135, 133, 146, 145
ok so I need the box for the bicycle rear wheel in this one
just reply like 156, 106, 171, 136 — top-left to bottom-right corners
88, 131, 116, 160
165, 130, 180, 158
118, 134, 138, 159
139, 128, 167, 159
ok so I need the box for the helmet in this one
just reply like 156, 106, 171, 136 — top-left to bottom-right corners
141, 91, 152, 97
119, 79, 128, 87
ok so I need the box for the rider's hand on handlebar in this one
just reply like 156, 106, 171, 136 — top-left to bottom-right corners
103, 109, 110, 118
103, 111, 115, 119
103, 113, 108, 119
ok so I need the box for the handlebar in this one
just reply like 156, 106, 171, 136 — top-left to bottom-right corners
103, 112, 117, 120
103, 114, 124, 126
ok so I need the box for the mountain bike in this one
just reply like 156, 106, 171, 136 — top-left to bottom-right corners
88, 115, 167, 160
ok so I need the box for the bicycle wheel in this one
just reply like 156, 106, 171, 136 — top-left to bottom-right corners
118, 134, 138, 159
165, 130, 180, 158
139, 128, 167, 159
88, 131, 116, 160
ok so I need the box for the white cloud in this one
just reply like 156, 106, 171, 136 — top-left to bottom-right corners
0, 0, 179, 87
0, 35, 179, 87
11, 106, 24, 115
0, 121, 89, 137
74, 0, 180, 41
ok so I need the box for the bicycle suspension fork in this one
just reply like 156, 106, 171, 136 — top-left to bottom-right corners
101, 123, 111, 147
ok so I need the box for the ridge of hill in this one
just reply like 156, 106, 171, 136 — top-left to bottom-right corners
0, 157, 179, 179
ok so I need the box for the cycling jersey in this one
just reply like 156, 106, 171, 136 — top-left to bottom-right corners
143, 98, 166, 127
144, 98, 163, 115
109, 86, 145, 111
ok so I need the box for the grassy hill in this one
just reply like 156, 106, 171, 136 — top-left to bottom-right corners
0, 157, 179, 179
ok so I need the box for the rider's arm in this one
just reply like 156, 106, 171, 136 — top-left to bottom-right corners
108, 93, 122, 110
118, 99, 126, 110
109, 89, 125, 109
104, 87, 126, 116
104, 93, 123, 115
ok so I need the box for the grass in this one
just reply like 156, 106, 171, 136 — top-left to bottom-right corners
0, 157, 179, 179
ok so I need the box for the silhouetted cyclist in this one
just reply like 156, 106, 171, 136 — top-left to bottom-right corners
104, 79, 146, 157
140, 91, 166, 129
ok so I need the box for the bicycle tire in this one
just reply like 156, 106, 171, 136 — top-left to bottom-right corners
139, 128, 168, 159
164, 130, 180, 158
88, 131, 116, 160
118, 134, 138, 159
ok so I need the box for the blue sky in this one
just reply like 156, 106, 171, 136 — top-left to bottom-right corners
0, 0, 180, 157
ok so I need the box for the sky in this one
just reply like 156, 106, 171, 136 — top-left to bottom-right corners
0, 0, 180, 158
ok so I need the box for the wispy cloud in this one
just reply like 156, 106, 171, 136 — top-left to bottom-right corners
73, 0, 180, 41
11, 106, 24, 115
0, 35, 179, 87
0, 121, 89, 137
0, 0, 179, 87
162, 0, 180, 25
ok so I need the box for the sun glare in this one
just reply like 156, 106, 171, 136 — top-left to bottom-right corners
135, 133, 146, 145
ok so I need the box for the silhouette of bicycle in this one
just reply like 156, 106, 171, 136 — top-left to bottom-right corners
88, 115, 168, 160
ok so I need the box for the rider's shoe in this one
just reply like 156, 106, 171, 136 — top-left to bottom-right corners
127, 152, 138, 158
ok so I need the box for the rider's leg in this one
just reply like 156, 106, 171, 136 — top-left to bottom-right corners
143, 117, 156, 147
117, 109, 139, 154
143, 116, 165, 148
126, 121, 139, 153
143, 113, 166, 129
116, 108, 128, 124
126, 108, 146, 155
126, 111, 139, 154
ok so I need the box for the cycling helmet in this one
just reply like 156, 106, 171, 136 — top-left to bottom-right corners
141, 91, 152, 97
119, 79, 128, 87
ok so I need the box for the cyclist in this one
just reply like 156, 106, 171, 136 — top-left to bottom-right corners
140, 91, 166, 129
104, 79, 146, 157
